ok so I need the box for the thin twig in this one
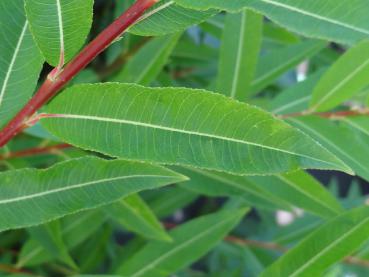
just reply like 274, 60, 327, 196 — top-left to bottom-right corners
0, 0, 159, 147
279, 109, 369, 119
0, 143, 71, 160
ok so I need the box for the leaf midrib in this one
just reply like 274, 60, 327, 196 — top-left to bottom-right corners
51, 113, 339, 168
311, 57, 369, 110
289, 216, 369, 276
230, 11, 246, 98
259, 0, 369, 36
275, 174, 339, 215
0, 21, 28, 109
128, 214, 238, 277
0, 175, 171, 205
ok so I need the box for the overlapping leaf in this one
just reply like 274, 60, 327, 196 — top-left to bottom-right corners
0, 0, 43, 127
310, 41, 369, 112
42, 83, 351, 175
116, 207, 248, 276
217, 10, 263, 100
288, 116, 369, 182
107, 194, 171, 241
18, 211, 106, 267
25, 0, 94, 66
0, 156, 186, 232
178, 0, 369, 45
130, 0, 217, 36
261, 206, 369, 276
113, 34, 181, 85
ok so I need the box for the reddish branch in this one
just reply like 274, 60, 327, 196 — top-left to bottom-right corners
0, 143, 71, 160
0, 264, 34, 276
279, 109, 369, 119
0, 0, 158, 147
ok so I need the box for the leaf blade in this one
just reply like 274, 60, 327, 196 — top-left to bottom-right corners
43, 83, 352, 175
0, 156, 186, 232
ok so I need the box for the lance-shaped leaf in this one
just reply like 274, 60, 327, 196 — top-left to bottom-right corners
0, 0, 44, 127
247, 171, 344, 218
250, 40, 325, 94
112, 34, 181, 86
175, 167, 292, 211
145, 187, 197, 218
288, 116, 369, 182
310, 41, 369, 112
115, 207, 248, 276
217, 9, 263, 100
28, 221, 76, 269
18, 211, 106, 267
107, 194, 171, 241
261, 206, 369, 277
25, 0, 94, 66
271, 69, 325, 115
175, 0, 249, 12
42, 83, 351, 175
244, 0, 369, 45
0, 156, 186, 233
130, 0, 217, 36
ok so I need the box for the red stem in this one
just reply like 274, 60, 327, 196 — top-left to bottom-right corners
0, 143, 71, 160
0, 0, 158, 147
280, 109, 369, 119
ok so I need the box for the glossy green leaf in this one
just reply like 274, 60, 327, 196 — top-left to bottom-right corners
0, 0, 43, 127
130, 0, 217, 36
42, 83, 351, 175
175, 0, 249, 12
112, 34, 181, 86
244, 0, 369, 45
250, 40, 325, 94
261, 206, 369, 277
107, 194, 171, 241
310, 41, 369, 112
25, 0, 93, 66
0, 156, 186, 232
115, 207, 248, 276
271, 70, 325, 115
288, 116, 369, 182
247, 171, 344, 218
176, 167, 292, 211
217, 10, 263, 100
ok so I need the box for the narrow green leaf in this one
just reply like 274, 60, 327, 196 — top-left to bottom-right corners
130, 0, 217, 36
0, 156, 186, 232
310, 41, 369, 112
107, 194, 171, 241
0, 0, 44, 127
112, 34, 181, 86
217, 10, 263, 100
146, 187, 197, 218
248, 171, 344, 218
288, 116, 369, 182
261, 206, 369, 277
271, 69, 325, 115
25, 0, 93, 66
250, 40, 326, 94
175, 0, 249, 12
176, 167, 292, 211
244, 0, 369, 45
28, 221, 76, 269
116, 207, 248, 277
43, 83, 352, 175
18, 211, 106, 267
